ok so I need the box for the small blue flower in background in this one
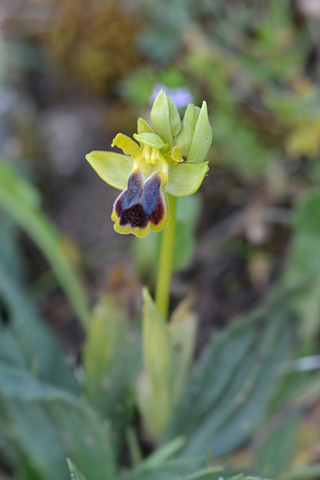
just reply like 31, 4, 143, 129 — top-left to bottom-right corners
149, 84, 193, 109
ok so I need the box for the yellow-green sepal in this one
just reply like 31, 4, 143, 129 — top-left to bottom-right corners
166, 161, 209, 196
175, 104, 200, 156
167, 95, 182, 136
151, 90, 182, 150
137, 118, 154, 135
186, 101, 212, 163
86, 151, 133, 190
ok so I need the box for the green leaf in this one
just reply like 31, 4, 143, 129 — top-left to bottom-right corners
230, 476, 269, 480
118, 455, 224, 480
254, 415, 299, 479
83, 295, 141, 453
0, 160, 90, 327
0, 260, 79, 393
167, 161, 209, 196
282, 190, 320, 338
169, 297, 198, 405
164, 296, 295, 458
0, 330, 27, 370
292, 190, 320, 236
86, 151, 133, 191
1, 368, 115, 480
83, 296, 128, 400
0, 215, 23, 279
0, 364, 77, 402
143, 437, 186, 467
136, 289, 172, 440
279, 463, 320, 480
67, 459, 86, 480
142, 288, 171, 392
5, 399, 115, 480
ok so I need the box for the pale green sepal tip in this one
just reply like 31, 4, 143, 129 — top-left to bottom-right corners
151, 89, 174, 149
166, 161, 209, 197
167, 95, 182, 137
133, 132, 165, 149
175, 104, 201, 156
86, 151, 133, 191
137, 118, 154, 134
187, 101, 212, 163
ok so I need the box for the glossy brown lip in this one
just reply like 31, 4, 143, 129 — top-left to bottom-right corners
114, 170, 165, 229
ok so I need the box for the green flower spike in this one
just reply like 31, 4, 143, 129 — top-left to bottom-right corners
86, 90, 212, 238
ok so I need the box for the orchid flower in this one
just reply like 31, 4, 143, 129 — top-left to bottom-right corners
86, 90, 212, 238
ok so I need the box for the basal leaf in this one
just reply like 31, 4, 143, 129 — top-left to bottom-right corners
164, 296, 295, 458
0, 159, 90, 326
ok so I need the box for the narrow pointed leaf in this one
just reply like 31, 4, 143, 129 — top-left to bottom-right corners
67, 459, 86, 480
164, 296, 295, 458
137, 288, 172, 439
169, 297, 198, 405
142, 288, 171, 387
0, 160, 90, 326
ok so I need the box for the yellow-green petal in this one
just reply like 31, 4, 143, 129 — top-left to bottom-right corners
86, 151, 133, 190
166, 161, 209, 197
112, 133, 142, 159
187, 101, 212, 163
133, 132, 165, 149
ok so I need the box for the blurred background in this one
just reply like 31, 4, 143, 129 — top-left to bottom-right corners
2, 0, 320, 476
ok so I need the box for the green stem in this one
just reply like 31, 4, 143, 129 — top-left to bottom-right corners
155, 194, 177, 320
